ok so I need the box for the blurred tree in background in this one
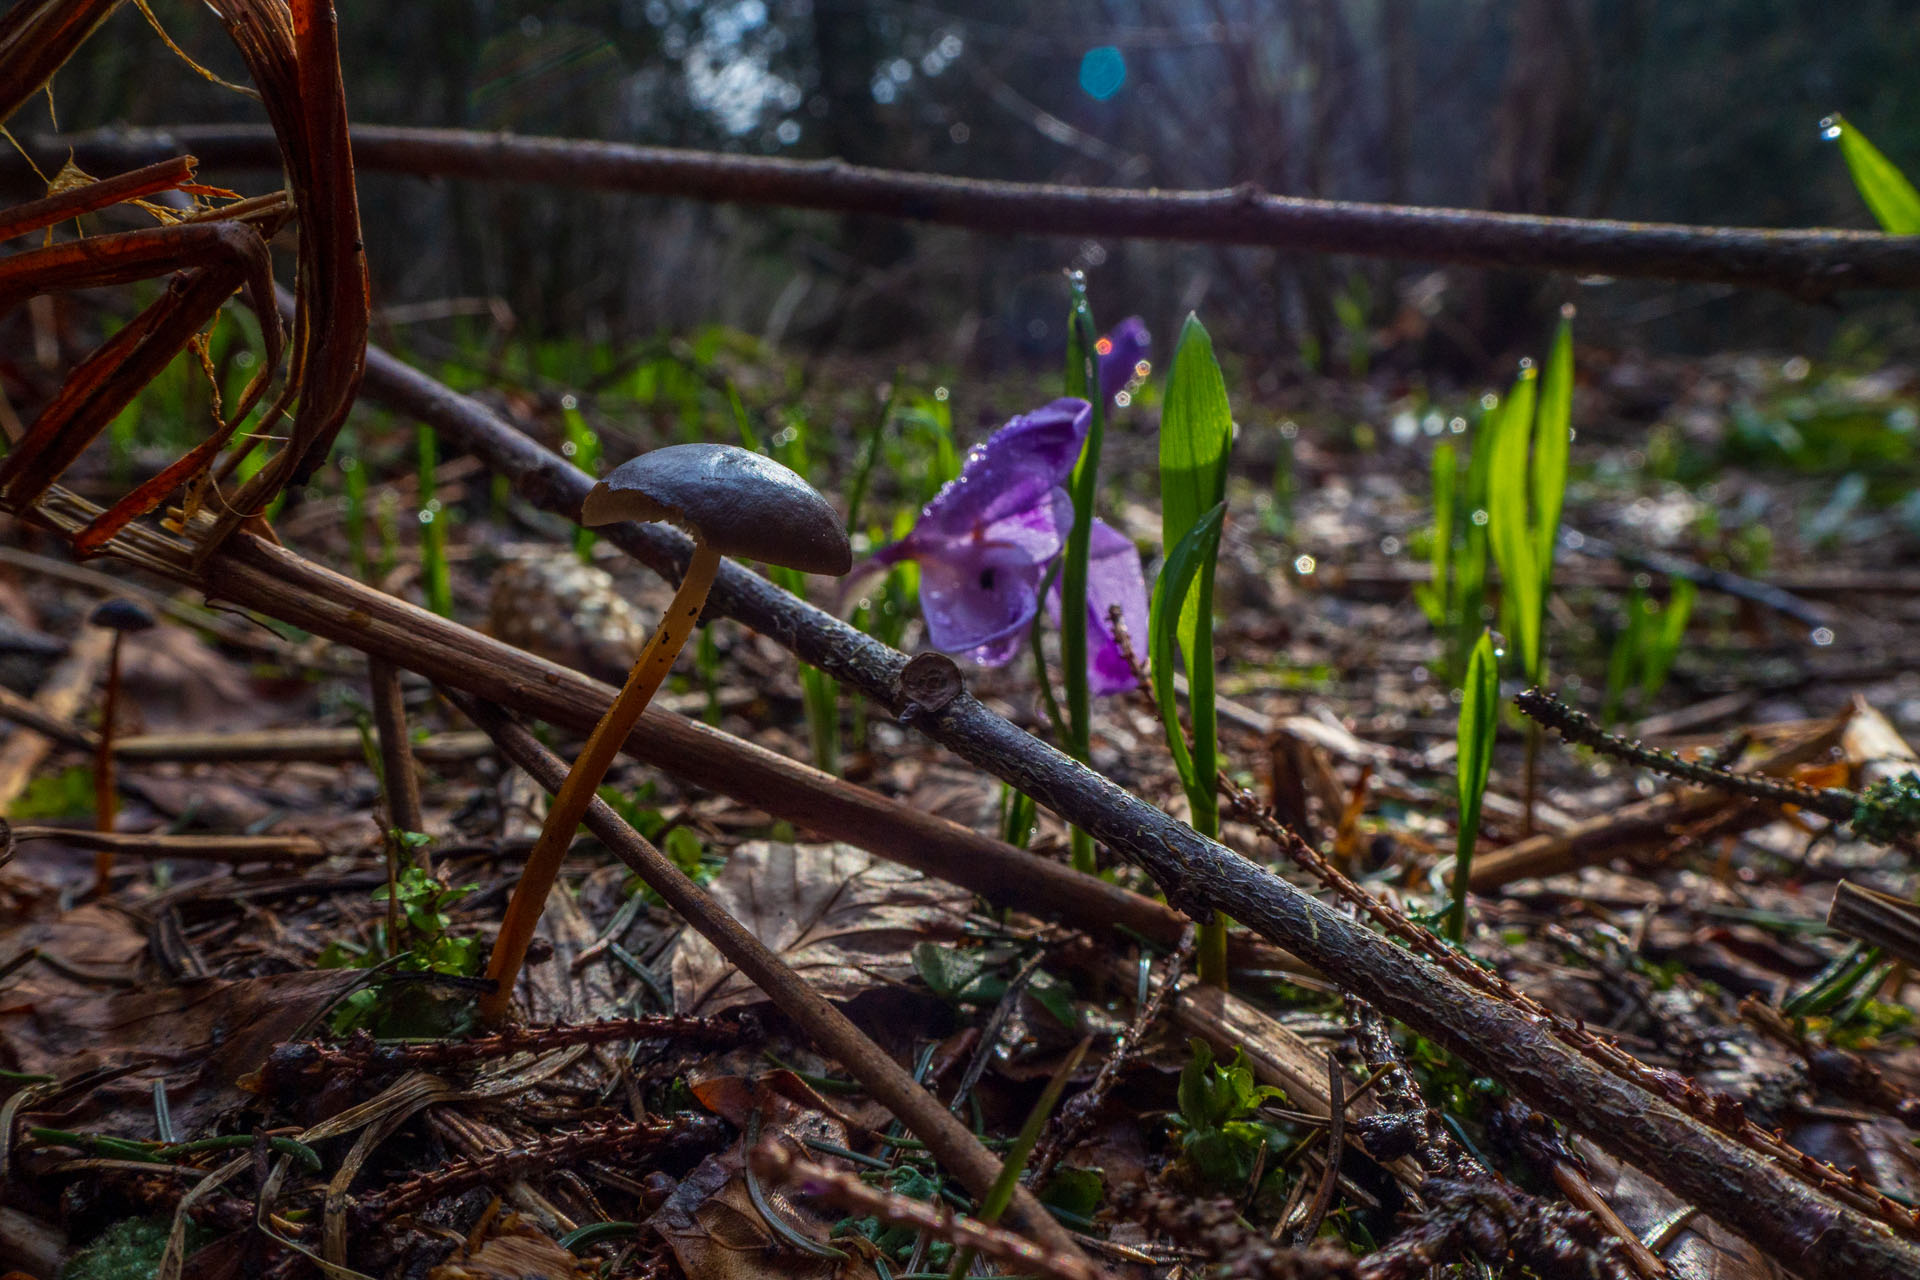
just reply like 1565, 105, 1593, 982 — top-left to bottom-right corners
25, 0, 1920, 377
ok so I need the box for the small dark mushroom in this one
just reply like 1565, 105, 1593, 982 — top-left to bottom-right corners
88, 598, 155, 893
480, 444, 850, 1021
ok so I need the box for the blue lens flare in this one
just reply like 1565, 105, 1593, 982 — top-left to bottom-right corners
1079, 46, 1125, 101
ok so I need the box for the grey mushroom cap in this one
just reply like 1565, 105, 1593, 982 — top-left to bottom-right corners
90, 599, 156, 632
580, 443, 852, 577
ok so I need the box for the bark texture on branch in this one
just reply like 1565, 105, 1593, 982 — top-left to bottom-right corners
350, 342, 1920, 1280
25, 123, 1920, 296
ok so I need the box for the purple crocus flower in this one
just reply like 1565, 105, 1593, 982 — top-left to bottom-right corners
870, 398, 1090, 665
1048, 517, 1150, 695
1097, 316, 1150, 405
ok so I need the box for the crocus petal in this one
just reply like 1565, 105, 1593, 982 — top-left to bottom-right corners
918, 541, 1046, 660
1047, 518, 1150, 695
1097, 317, 1150, 406
914, 399, 1090, 542
980, 488, 1074, 564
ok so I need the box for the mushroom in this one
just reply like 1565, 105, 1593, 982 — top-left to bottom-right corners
480, 443, 851, 1021
89, 598, 155, 893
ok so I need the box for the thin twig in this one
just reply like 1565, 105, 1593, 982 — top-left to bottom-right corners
367, 656, 426, 845
1293, 1056, 1345, 1244
748, 1142, 1102, 1280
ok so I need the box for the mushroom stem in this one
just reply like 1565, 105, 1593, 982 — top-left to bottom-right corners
480, 539, 723, 1022
89, 633, 124, 893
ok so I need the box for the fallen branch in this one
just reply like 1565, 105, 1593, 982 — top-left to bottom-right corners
346, 344, 1920, 1280
20, 123, 1920, 297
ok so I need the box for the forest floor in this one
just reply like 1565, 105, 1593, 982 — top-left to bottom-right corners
2, 326, 1919, 1280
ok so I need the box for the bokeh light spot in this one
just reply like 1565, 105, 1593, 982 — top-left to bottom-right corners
1079, 46, 1125, 100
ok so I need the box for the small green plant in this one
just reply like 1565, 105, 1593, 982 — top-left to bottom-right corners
416, 425, 452, 617
730, 404, 844, 777
13, 764, 94, 821
1262, 420, 1297, 536
1415, 440, 1457, 633
317, 864, 481, 1034
1602, 578, 1697, 723
694, 625, 722, 726
1485, 315, 1573, 825
1446, 629, 1499, 943
61, 1215, 207, 1280
1823, 114, 1920, 234
896, 389, 961, 501
596, 783, 719, 897
1331, 272, 1373, 378
1419, 420, 1495, 683
1486, 313, 1574, 691
910, 941, 1080, 1030
1153, 313, 1234, 985
562, 396, 601, 562
841, 378, 901, 537
1169, 1039, 1287, 1198
340, 433, 369, 581
1852, 774, 1920, 845
999, 782, 1039, 849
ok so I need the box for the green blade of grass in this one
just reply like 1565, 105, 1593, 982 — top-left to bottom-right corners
1531, 313, 1574, 596
1826, 114, 1920, 235
1641, 577, 1697, 701
416, 425, 451, 617
843, 375, 901, 535
1486, 366, 1540, 678
1060, 276, 1108, 875
1417, 441, 1456, 631
563, 399, 601, 562
943, 1035, 1092, 1280
1453, 419, 1495, 680
1160, 316, 1233, 675
1149, 501, 1227, 801
1159, 316, 1232, 849
1447, 629, 1500, 943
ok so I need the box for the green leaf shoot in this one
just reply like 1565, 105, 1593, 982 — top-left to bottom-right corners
1447, 629, 1499, 943
1826, 114, 1920, 234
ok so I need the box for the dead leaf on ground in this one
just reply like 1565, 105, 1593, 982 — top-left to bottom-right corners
2, 965, 362, 1136
0, 900, 149, 1003
427, 1212, 595, 1280
651, 1081, 871, 1280
672, 841, 969, 1017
